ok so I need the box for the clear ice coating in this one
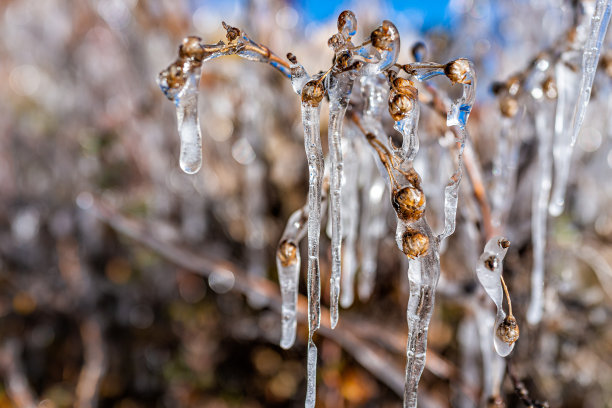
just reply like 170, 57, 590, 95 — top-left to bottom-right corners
490, 116, 520, 227
305, 340, 318, 408
276, 208, 308, 349
175, 69, 203, 174
475, 236, 515, 357
355, 21, 401, 76
527, 105, 554, 325
446, 59, 476, 129
393, 98, 420, 162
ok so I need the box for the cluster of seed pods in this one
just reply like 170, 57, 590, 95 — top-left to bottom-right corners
157, 11, 481, 408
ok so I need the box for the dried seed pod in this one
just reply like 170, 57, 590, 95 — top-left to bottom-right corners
222, 21, 240, 42
498, 238, 510, 249
388, 91, 415, 121
179, 36, 204, 62
393, 77, 414, 93
499, 95, 518, 118
161, 61, 186, 90
392, 186, 425, 222
496, 315, 519, 345
301, 80, 325, 107
337, 10, 357, 37
277, 240, 298, 267
401, 228, 429, 259
444, 58, 472, 85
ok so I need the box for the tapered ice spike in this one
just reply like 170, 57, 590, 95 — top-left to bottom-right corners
175, 69, 203, 174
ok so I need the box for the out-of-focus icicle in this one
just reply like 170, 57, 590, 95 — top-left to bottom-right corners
475, 237, 519, 357
527, 97, 555, 325
299, 77, 325, 408
340, 134, 360, 308
549, 51, 581, 216
549, 2, 611, 216
277, 181, 329, 349
571, 0, 612, 147
358, 169, 386, 301
490, 116, 520, 227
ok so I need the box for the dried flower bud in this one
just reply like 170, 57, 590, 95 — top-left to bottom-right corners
334, 50, 352, 70
337, 10, 357, 37
507, 76, 521, 96
388, 92, 415, 121
393, 77, 413, 92
162, 61, 186, 90
328, 33, 345, 52
222, 22, 240, 42
402, 228, 429, 259
496, 315, 519, 345
277, 240, 298, 267
499, 95, 518, 118
179, 36, 204, 61
301, 80, 325, 107
484, 255, 498, 271
444, 58, 473, 85
287, 53, 297, 64
392, 186, 425, 222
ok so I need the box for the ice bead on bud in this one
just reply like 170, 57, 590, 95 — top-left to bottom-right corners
360, 20, 400, 75
337, 10, 357, 38
179, 36, 205, 61
495, 315, 519, 355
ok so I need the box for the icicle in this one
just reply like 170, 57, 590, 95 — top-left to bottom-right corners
276, 209, 308, 349
299, 79, 325, 408
358, 173, 386, 301
475, 236, 518, 357
571, 0, 612, 147
327, 71, 353, 327
174, 68, 203, 174
490, 116, 521, 227
340, 135, 360, 308
527, 100, 555, 325
549, 52, 581, 216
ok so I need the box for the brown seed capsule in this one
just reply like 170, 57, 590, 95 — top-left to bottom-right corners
277, 240, 298, 267
393, 77, 414, 92
499, 95, 518, 118
496, 315, 519, 345
392, 186, 425, 222
222, 21, 240, 42
498, 238, 510, 249
444, 58, 472, 85
301, 80, 325, 107
388, 92, 415, 121
542, 77, 557, 99
163, 61, 186, 89
484, 255, 498, 271
179, 36, 204, 61
401, 228, 429, 259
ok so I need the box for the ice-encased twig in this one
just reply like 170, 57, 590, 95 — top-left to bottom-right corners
527, 104, 554, 325
174, 67, 203, 174
327, 72, 353, 328
475, 236, 518, 357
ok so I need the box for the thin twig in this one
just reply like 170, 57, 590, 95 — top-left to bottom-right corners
506, 360, 549, 408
